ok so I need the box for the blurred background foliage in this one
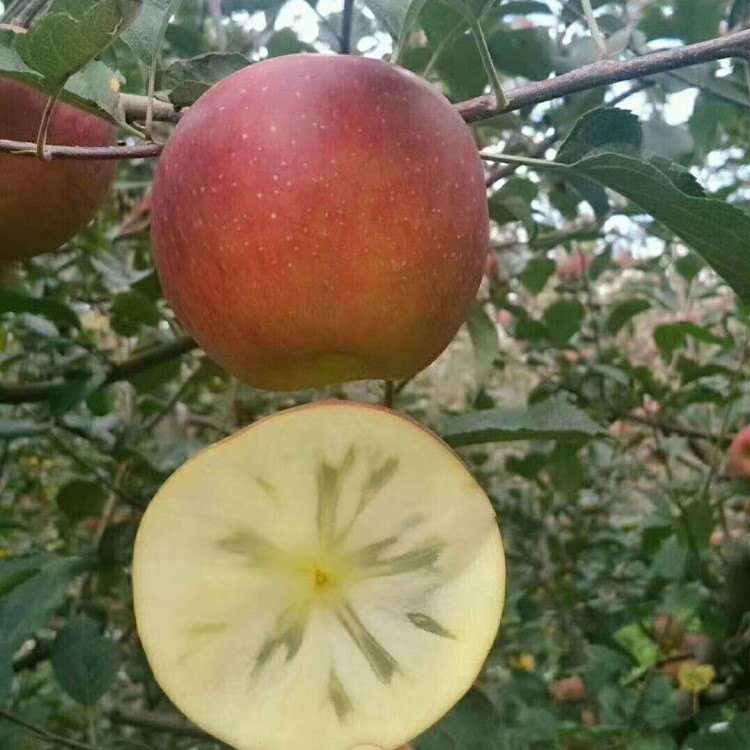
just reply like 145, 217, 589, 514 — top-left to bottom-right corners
2, 0, 750, 748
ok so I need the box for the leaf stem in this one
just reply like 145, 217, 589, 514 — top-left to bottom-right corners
580, 0, 608, 59
146, 0, 186, 140
35, 90, 61, 161
479, 151, 568, 172
453, 0, 506, 109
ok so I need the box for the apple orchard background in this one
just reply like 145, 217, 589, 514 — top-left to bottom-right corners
3, 0, 750, 748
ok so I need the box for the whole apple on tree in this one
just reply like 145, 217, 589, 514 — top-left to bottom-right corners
728, 425, 750, 481
0, 25, 116, 264
151, 54, 489, 391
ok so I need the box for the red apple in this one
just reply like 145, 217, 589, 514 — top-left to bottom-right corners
151, 54, 489, 391
556, 253, 591, 283
0, 25, 116, 264
729, 425, 750, 481
551, 676, 586, 703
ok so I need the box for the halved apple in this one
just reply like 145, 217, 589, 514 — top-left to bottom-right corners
133, 401, 505, 750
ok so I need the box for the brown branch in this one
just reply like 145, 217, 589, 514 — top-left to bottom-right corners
116, 27, 750, 127
0, 138, 163, 160
0, 336, 197, 404
627, 413, 730, 446
0, 709, 95, 750
105, 707, 219, 741
458, 28, 750, 122
119, 92, 182, 123
4, 29, 749, 162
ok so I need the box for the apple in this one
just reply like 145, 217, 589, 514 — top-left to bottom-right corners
556, 253, 591, 283
151, 54, 489, 391
728, 425, 750, 481
133, 401, 506, 750
551, 675, 586, 704
0, 25, 116, 264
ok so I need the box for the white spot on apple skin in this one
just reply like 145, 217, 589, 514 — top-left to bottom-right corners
270, 214, 277, 220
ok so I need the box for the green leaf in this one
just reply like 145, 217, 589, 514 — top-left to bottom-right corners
489, 178, 538, 235
49, 370, 107, 416
0, 27, 126, 123
564, 148, 750, 301
51, 616, 118, 706
0, 290, 80, 329
415, 689, 499, 750
121, 0, 169, 63
543, 298, 585, 343
110, 291, 161, 336
557, 107, 642, 164
674, 253, 704, 281
486, 27, 554, 81
16, 0, 141, 90
362, 0, 411, 40
0, 555, 84, 656
653, 321, 731, 355
520, 257, 556, 295
56, 480, 108, 521
163, 52, 250, 107
555, 108, 641, 221
466, 303, 498, 384
265, 29, 315, 58
684, 713, 750, 749
615, 622, 658, 668
441, 395, 604, 447
606, 298, 652, 336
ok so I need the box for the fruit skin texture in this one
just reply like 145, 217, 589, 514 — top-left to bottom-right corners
151, 54, 489, 391
728, 425, 750, 481
0, 32, 116, 263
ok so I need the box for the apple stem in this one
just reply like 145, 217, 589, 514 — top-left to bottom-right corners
34, 90, 60, 161
383, 380, 395, 408
454, 0, 506, 111
580, 0, 608, 60
146, 0, 186, 141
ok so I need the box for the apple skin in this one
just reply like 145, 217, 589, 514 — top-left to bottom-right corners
0, 28, 116, 263
151, 54, 489, 391
728, 425, 750, 481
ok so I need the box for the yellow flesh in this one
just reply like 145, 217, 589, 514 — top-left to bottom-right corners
133, 403, 505, 750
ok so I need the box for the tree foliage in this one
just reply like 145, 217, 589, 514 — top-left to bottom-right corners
2, 0, 750, 748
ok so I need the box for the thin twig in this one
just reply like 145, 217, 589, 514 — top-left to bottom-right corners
340, 0, 354, 54
0, 336, 196, 405
116, 27, 750, 126
457, 27, 750, 122
0, 138, 163, 160
0, 709, 95, 750
105, 707, 216, 740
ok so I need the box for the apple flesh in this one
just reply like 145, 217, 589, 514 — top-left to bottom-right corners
151, 54, 489, 391
729, 425, 750, 481
0, 27, 116, 263
133, 401, 505, 750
